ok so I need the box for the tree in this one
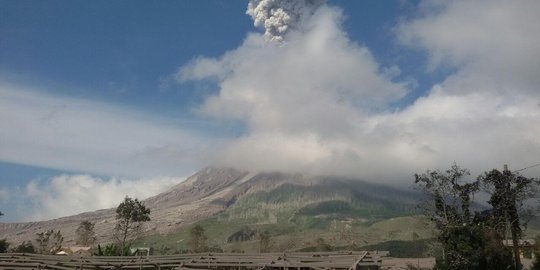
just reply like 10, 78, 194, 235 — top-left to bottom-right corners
35, 230, 63, 254
75, 220, 97, 246
479, 168, 540, 270
188, 225, 208, 253
259, 230, 272, 253
415, 164, 514, 270
114, 196, 151, 254
11, 241, 35, 253
0, 211, 8, 253
0, 239, 9, 253
414, 164, 479, 231
531, 235, 540, 270
315, 238, 332, 252
94, 243, 130, 256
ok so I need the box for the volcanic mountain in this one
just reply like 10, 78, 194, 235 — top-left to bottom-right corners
0, 167, 420, 249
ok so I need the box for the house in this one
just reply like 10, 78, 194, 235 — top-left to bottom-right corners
68, 246, 92, 254
55, 246, 92, 256
503, 239, 536, 259
130, 247, 151, 256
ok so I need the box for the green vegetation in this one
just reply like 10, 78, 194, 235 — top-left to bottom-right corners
258, 230, 272, 252
94, 243, 130, 256
297, 200, 367, 216
130, 178, 430, 254
532, 236, 540, 270
415, 164, 539, 270
75, 220, 97, 246
133, 214, 437, 255
0, 211, 8, 253
11, 241, 35, 253
228, 227, 257, 243
128, 168, 539, 257
479, 168, 540, 269
114, 196, 151, 254
188, 225, 208, 252
0, 239, 9, 253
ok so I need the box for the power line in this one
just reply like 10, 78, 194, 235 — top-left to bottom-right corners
512, 163, 540, 173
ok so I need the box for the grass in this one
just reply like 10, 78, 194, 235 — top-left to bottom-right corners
133, 214, 437, 254
131, 181, 428, 254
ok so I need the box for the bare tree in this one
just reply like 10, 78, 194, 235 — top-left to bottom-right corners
35, 230, 63, 254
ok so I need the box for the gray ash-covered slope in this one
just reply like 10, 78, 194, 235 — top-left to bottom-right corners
0, 168, 250, 246
0, 168, 417, 246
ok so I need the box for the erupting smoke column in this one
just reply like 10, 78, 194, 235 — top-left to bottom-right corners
247, 0, 326, 42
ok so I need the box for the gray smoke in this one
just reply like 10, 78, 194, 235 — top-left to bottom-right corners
247, 0, 326, 42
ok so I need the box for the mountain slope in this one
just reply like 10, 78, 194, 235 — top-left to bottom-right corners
166, 174, 422, 252
0, 168, 418, 248
0, 168, 250, 246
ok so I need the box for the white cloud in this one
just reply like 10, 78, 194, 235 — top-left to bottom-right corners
391, 0, 540, 175
179, 5, 410, 180
183, 8, 405, 131
178, 1, 540, 182
396, 0, 540, 96
21, 174, 181, 221
0, 85, 216, 177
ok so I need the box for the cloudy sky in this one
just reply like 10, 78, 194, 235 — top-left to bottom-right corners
1, 0, 539, 222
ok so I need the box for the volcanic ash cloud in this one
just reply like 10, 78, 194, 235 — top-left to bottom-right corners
247, 0, 325, 42
180, 1, 540, 183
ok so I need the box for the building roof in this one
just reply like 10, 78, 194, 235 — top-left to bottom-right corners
502, 239, 536, 247
0, 251, 388, 270
68, 246, 92, 253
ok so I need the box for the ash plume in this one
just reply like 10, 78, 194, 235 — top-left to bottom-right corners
247, 0, 326, 42
180, 0, 540, 184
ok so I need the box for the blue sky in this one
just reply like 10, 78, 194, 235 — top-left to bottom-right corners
1, 0, 539, 222
0, 0, 432, 112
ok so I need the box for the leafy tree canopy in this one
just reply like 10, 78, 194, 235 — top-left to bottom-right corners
94, 243, 131, 256
415, 164, 520, 270
188, 225, 208, 253
0, 239, 9, 253
478, 168, 539, 270
75, 220, 97, 246
114, 196, 151, 254
11, 241, 35, 253
259, 230, 272, 253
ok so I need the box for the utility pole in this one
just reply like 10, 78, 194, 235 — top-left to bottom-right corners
504, 164, 522, 270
